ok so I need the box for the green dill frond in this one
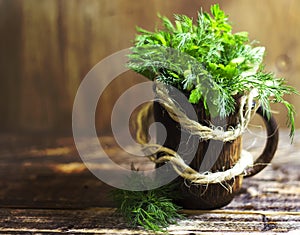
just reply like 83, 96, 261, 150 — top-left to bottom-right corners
128, 4, 298, 137
112, 172, 184, 232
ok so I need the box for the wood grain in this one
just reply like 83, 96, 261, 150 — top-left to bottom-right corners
0, 0, 298, 134
0, 208, 299, 234
0, 130, 299, 233
0, 0, 206, 133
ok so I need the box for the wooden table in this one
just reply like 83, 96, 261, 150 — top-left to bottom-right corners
0, 130, 299, 234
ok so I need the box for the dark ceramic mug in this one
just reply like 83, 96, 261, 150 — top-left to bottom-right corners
153, 91, 278, 210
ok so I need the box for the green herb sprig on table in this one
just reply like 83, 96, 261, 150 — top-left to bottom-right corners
128, 4, 298, 138
112, 172, 183, 232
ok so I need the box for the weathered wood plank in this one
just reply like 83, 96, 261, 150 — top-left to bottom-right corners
1, 0, 299, 133
0, 208, 299, 234
0, 130, 299, 233
0, 0, 207, 133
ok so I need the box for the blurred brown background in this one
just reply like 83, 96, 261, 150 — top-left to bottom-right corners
0, 0, 299, 135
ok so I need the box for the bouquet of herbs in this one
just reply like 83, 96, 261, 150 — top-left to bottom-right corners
114, 4, 298, 232
128, 4, 297, 138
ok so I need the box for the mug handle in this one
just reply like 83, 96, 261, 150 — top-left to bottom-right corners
244, 106, 279, 178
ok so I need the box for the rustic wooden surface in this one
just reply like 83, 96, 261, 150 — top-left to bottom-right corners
0, 130, 299, 234
0, 0, 299, 134
0, 0, 206, 133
